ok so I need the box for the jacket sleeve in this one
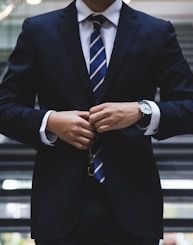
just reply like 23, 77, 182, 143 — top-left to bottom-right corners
0, 18, 48, 149
154, 21, 193, 140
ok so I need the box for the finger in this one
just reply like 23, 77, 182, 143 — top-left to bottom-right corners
73, 141, 90, 150
93, 117, 114, 132
89, 110, 107, 125
77, 113, 95, 131
78, 111, 90, 120
95, 124, 110, 133
81, 120, 96, 132
74, 137, 94, 150
80, 127, 96, 140
90, 104, 104, 114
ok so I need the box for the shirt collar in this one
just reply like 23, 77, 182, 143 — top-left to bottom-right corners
76, 0, 122, 27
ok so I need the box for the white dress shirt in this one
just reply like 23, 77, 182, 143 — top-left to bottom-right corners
40, 0, 160, 145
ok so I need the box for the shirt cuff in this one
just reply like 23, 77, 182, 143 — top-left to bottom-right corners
39, 110, 57, 146
136, 100, 160, 135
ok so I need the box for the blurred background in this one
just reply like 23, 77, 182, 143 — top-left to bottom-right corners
0, 0, 193, 244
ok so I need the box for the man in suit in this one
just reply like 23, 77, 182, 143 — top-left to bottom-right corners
0, 0, 193, 244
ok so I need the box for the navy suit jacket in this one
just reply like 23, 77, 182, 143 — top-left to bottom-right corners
0, 1, 193, 240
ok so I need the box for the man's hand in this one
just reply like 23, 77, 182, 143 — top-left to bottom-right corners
47, 111, 95, 150
89, 102, 142, 133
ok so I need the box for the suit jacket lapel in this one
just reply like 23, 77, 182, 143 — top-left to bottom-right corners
96, 4, 140, 104
56, 2, 140, 105
57, 2, 95, 104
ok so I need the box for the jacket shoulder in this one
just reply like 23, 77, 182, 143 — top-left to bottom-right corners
123, 3, 170, 29
24, 1, 75, 26
136, 9, 167, 24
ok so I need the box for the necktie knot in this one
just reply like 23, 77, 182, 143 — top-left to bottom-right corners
89, 14, 106, 30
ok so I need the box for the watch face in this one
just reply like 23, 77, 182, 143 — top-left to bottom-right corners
140, 102, 152, 115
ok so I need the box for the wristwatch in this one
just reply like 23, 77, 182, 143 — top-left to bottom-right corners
138, 100, 152, 127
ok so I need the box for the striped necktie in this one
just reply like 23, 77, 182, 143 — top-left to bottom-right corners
88, 15, 106, 183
